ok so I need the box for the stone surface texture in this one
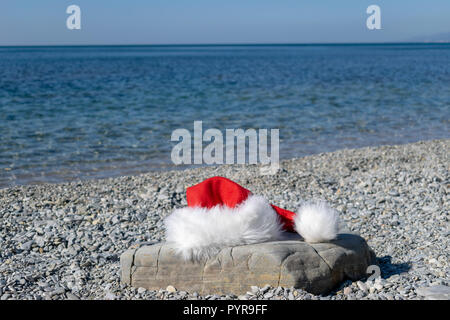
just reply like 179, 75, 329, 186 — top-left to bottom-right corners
121, 233, 376, 295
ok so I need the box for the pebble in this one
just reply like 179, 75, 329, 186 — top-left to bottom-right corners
263, 292, 274, 299
250, 286, 259, 294
66, 292, 80, 300
416, 285, 450, 300
104, 291, 116, 300
260, 285, 271, 293
374, 283, 383, 291
166, 285, 176, 293
21, 240, 33, 251
343, 287, 352, 295
137, 287, 146, 294
1, 293, 11, 300
357, 281, 368, 292
50, 287, 66, 297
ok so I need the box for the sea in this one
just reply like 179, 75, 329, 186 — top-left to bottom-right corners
0, 43, 449, 187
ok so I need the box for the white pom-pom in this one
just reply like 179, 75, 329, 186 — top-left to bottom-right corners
294, 201, 339, 243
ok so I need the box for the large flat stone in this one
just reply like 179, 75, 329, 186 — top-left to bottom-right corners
120, 233, 376, 295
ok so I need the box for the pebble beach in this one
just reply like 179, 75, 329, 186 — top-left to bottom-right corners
0, 139, 448, 300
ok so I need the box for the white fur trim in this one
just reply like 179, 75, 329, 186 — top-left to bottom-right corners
164, 195, 283, 261
294, 201, 339, 243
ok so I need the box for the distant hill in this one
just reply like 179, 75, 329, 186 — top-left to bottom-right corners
407, 32, 450, 43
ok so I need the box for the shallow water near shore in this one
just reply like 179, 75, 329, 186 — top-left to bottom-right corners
1, 43, 449, 187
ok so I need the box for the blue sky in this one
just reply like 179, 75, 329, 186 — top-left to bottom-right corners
1, 0, 449, 45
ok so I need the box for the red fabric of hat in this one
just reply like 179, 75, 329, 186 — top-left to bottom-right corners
186, 176, 296, 232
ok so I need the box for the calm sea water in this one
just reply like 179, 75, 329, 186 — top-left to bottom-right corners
0, 44, 449, 187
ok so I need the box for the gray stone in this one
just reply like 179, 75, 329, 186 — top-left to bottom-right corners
137, 287, 146, 294
374, 283, 383, 290
50, 287, 66, 297
166, 285, 176, 293
104, 291, 116, 300
416, 285, 450, 300
21, 240, 33, 251
264, 292, 274, 299
120, 233, 376, 295
1, 293, 11, 300
65, 292, 80, 300
357, 281, 368, 292
260, 284, 271, 293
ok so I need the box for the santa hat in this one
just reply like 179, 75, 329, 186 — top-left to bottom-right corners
164, 176, 340, 260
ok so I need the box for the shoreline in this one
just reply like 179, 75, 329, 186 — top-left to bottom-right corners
2, 137, 448, 190
2, 42, 450, 47
0, 138, 448, 300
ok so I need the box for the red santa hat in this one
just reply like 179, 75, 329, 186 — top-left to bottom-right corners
164, 176, 340, 260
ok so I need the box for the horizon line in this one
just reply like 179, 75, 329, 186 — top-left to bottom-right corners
1, 41, 450, 47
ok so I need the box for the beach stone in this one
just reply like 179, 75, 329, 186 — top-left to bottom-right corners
21, 240, 33, 251
416, 285, 450, 300
166, 285, 176, 293
137, 287, 146, 294
250, 286, 259, 294
120, 233, 376, 295
1, 294, 11, 300
343, 287, 352, 295
357, 281, 368, 292
65, 292, 80, 300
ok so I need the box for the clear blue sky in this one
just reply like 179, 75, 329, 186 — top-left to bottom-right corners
1, 0, 449, 45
